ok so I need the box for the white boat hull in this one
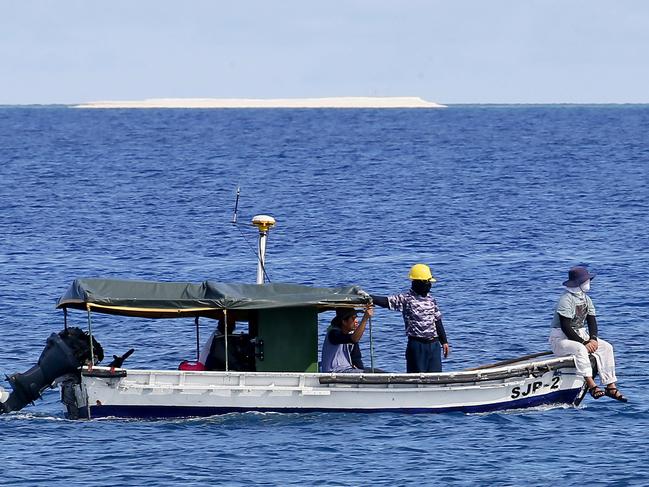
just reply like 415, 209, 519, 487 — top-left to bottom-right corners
65, 356, 585, 419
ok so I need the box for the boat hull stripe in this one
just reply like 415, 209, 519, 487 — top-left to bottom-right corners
80, 388, 582, 419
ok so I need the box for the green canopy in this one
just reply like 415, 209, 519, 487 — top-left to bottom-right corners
56, 278, 370, 318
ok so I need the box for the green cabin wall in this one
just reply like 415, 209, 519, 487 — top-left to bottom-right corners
255, 307, 318, 372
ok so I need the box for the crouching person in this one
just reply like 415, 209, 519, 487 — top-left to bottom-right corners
321, 306, 373, 373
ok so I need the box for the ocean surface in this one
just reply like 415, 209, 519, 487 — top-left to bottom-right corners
1, 105, 648, 486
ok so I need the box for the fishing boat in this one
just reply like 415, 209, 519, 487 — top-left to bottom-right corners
0, 215, 587, 419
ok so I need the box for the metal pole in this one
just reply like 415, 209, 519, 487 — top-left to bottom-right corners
85, 305, 94, 420
195, 317, 200, 362
64, 308, 68, 330
251, 215, 275, 284
369, 316, 375, 373
223, 309, 229, 372
257, 230, 268, 284
231, 186, 240, 224
86, 305, 94, 370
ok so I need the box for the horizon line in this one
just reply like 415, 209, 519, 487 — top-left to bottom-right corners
2, 100, 649, 108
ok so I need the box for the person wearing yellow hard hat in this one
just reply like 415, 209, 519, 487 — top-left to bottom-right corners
371, 264, 450, 373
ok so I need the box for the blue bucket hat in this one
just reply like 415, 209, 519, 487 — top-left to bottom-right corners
563, 266, 595, 287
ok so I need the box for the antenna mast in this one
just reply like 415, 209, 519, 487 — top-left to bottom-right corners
251, 215, 276, 284
231, 186, 240, 224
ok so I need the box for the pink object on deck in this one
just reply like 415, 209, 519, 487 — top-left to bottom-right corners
178, 360, 205, 371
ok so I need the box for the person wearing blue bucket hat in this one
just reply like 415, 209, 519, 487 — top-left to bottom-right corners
549, 266, 627, 402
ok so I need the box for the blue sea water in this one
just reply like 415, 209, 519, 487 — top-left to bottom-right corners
1, 105, 648, 486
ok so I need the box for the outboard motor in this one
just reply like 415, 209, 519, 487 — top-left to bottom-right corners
0, 327, 103, 414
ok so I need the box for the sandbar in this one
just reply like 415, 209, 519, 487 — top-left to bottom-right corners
73, 97, 446, 109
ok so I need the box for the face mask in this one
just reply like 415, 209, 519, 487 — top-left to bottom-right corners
580, 280, 591, 293
412, 280, 432, 296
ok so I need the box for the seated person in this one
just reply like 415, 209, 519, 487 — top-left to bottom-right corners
201, 316, 255, 371
321, 306, 373, 373
199, 315, 235, 365
549, 266, 626, 402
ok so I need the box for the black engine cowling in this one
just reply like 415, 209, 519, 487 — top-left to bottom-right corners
1, 327, 103, 414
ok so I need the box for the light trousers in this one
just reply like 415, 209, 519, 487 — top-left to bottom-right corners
549, 327, 617, 385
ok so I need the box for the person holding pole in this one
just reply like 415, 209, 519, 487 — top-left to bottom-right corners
321, 306, 374, 373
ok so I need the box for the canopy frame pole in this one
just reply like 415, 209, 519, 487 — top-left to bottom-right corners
369, 315, 375, 373
195, 317, 200, 362
85, 305, 94, 371
63, 308, 68, 330
223, 309, 229, 372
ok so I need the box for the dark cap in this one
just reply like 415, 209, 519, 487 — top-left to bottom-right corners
335, 308, 359, 321
563, 266, 595, 287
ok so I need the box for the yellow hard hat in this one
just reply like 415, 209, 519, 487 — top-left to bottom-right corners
408, 263, 436, 282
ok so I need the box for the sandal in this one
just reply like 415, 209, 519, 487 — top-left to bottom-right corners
605, 387, 628, 403
588, 386, 605, 399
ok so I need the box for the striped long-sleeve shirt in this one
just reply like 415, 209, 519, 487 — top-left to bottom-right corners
387, 290, 443, 341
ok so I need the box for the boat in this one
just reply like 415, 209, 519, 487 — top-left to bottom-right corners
0, 215, 587, 419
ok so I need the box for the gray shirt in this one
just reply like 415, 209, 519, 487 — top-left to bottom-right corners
551, 291, 596, 332
321, 328, 358, 373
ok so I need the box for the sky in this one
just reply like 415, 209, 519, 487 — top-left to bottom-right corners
1, 0, 649, 104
